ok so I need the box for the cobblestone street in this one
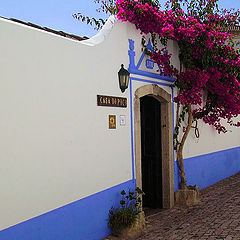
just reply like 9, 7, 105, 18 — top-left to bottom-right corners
138, 172, 240, 240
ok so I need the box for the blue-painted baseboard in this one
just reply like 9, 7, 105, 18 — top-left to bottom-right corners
0, 180, 136, 240
174, 147, 240, 191
1, 147, 240, 240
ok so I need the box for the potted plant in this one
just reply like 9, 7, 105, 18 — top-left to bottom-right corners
108, 188, 145, 239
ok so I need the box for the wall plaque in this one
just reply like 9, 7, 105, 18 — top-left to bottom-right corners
97, 95, 127, 108
120, 115, 126, 126
109, 115, 116, 129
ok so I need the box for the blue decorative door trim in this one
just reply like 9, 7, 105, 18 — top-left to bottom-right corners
128, 39, 176, 83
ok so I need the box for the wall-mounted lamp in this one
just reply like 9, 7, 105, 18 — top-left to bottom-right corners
118, 64, 130, 93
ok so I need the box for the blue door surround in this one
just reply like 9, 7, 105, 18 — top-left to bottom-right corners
127, 38, 240, 192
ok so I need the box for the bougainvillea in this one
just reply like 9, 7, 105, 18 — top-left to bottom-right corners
115, 0, 240, 189
116, 0, 240, 134
75, 0, 240, 190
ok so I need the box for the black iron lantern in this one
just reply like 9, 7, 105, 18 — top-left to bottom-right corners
118, 64, 130, 93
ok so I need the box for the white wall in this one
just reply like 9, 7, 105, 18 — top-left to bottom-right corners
0, 16, 239, 231
0, 17, 135, 230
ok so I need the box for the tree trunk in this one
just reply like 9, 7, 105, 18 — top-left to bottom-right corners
177, 104, 193, 190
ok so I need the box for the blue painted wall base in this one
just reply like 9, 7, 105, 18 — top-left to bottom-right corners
174, 147, 240, 191
0, 180, 136, 240
1, 147, 240, 240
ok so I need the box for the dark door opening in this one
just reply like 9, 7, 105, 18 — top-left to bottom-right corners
140, 95, 162, 210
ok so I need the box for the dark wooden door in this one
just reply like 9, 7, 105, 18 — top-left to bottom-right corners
140, 96, 162, 209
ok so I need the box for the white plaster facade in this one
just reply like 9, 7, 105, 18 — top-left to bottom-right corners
0, 16, 239, 239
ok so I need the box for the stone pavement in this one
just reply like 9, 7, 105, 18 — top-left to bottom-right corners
138, 172, 240, 240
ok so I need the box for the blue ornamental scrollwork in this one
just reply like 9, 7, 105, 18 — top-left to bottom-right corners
127, 38, 175, 83
128, 39, 136, 69
146, 59, 154, 69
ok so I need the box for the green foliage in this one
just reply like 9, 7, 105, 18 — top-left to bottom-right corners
72, 13, 106, 30
73, 0, 118, 30
166, 0, 220, 21
108, 207, 137, 236
140, 0, 161, 9
95, 0, 118, 15
178, 41, 194, 69
73, 0, 161, 30
108, 188, 143, 236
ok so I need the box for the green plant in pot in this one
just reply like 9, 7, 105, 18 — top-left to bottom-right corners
108, 187, 144, 237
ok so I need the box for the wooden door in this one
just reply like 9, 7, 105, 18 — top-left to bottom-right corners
140, 95, 162, 209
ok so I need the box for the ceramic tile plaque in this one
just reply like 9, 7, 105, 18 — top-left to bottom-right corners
109, 115, 116, 129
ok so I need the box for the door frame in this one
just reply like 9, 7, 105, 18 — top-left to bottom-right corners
134, 84, 174, 208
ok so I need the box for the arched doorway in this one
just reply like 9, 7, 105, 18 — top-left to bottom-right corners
134, 84, 174, 209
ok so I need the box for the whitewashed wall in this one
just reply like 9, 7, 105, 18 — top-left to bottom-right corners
0, 16, 239, 232
0, 17, 134, 230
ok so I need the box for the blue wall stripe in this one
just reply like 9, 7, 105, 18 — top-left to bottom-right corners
136, 52, 145, 69
171, 86, 176, 163
174, 147, 240, 191
129, 68, 175, 82
2, 146, 239, 240
131, 77, 172, 87
0, 180, 136, 240
129, 77, 135, 180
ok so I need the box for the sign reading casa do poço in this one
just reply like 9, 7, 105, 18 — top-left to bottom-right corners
97, 95, 127, 108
